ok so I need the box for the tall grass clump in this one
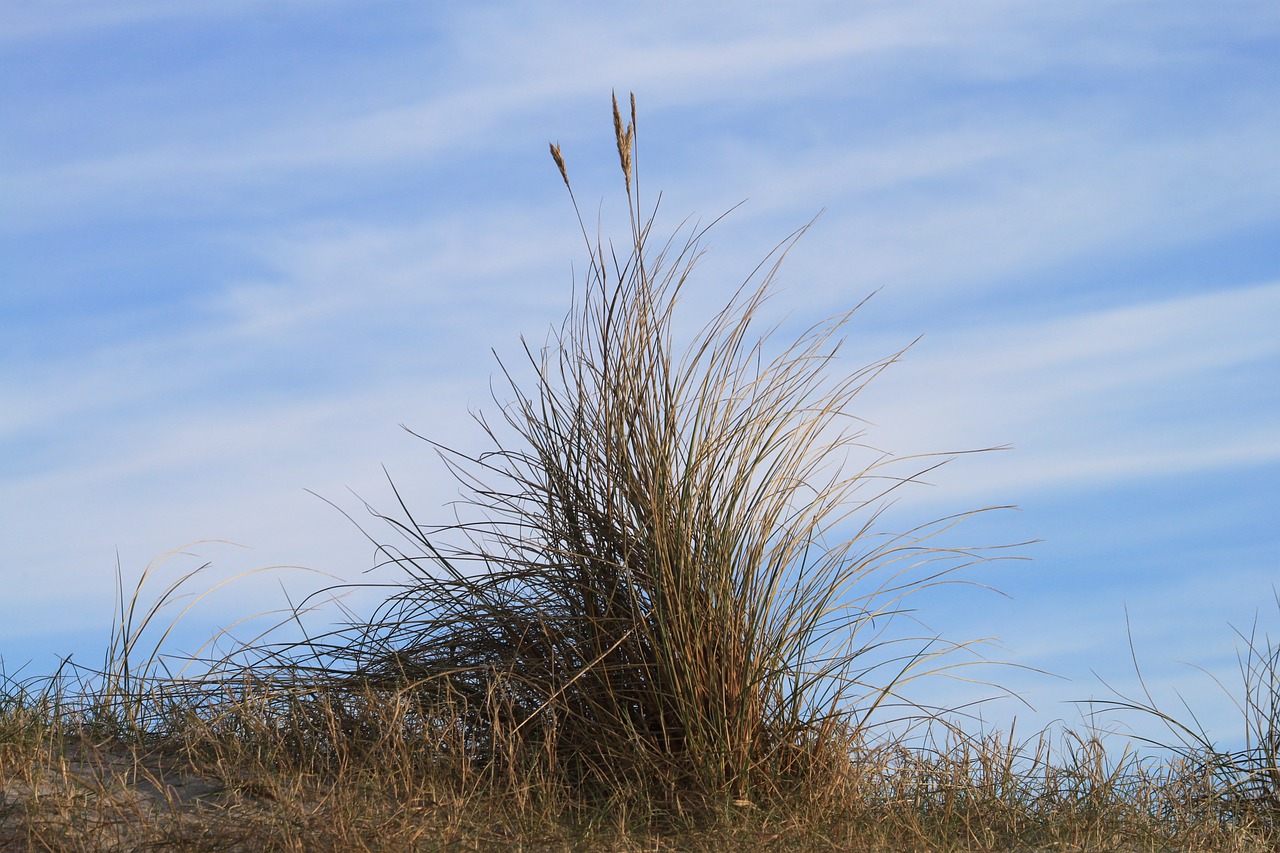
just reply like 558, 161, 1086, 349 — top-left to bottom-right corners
303, 93, 1012, 813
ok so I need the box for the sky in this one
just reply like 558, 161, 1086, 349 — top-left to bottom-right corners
3, 1, 1278, 750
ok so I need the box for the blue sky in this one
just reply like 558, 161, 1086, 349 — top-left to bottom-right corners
3, 2, 1278, 747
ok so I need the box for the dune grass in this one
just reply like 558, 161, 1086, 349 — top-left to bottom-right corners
2, 94, 1277, 851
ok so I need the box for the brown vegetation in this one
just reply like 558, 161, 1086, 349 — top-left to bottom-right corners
2, 95, 1276, 851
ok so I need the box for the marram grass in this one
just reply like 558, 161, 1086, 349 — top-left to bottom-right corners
298, 90, 1018, 810
1, 94, 1276, 851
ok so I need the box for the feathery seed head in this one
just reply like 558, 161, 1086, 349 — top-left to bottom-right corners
612, 90, 634, 192
549, 141, 569, 188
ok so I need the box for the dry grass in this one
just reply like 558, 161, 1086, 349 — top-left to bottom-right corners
3, 683, 1277, 850
2, 94, 1277, 851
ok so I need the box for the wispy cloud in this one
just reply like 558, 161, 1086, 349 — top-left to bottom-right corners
854, 281, 1280, 502
25, 1, 1276, 229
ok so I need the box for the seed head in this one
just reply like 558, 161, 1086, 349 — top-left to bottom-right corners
612, 91, 633, 192
549, 141, 570, 188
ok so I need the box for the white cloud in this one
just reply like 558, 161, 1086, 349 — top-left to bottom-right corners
26, 1, 1263, 228
850, 282, 1280, 504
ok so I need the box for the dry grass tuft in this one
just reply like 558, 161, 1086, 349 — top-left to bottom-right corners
282, 90, 1019, 815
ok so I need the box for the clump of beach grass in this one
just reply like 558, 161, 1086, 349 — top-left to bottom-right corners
291, 90, 1019, 814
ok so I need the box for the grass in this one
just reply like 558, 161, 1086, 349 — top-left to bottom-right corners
2, 93, 1277, 850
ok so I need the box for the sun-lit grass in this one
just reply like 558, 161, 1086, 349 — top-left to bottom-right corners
2, 94, 1276, 851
